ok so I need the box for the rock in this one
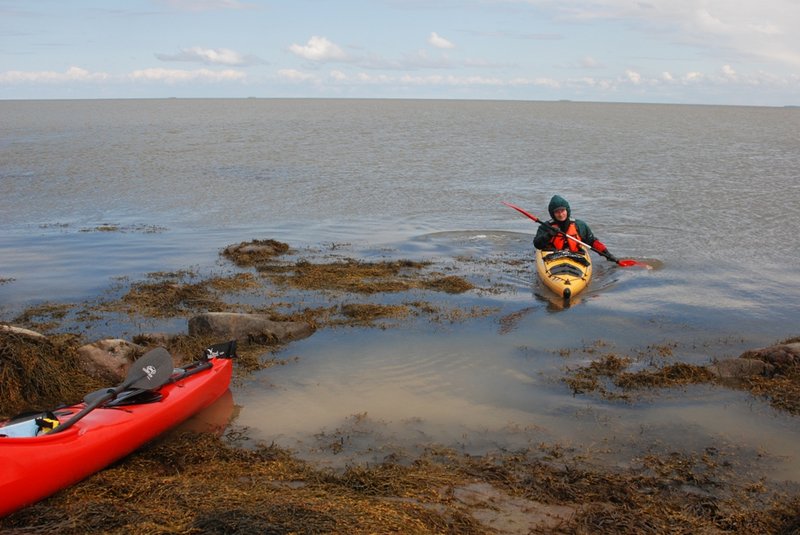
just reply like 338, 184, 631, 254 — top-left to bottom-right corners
739, 343, 800, 370
708, 358, 775, 379
0, 324, 46, 340
188, 312, 315, 345
222, 239, 289, 266
77, 339, 146, 382
132, 332, 178, 347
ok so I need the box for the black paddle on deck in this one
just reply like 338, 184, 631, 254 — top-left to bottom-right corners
50, 347, 175, 434
81, 341, 237, 405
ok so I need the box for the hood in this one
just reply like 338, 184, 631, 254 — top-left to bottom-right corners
548, 195, 571, 219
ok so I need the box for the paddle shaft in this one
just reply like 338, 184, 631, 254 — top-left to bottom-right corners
50, 348, 174, 434
501, 202, 618, 260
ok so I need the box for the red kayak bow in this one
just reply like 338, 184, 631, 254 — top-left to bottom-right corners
502, 201, 651, 268
0, 342, 237, 517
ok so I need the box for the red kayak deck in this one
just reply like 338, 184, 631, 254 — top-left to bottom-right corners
0, 355, 233, 517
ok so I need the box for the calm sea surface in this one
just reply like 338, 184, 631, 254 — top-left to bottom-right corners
2, 99, 799, 478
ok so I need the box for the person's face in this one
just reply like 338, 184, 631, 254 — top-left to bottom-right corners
553, 207, 568, 222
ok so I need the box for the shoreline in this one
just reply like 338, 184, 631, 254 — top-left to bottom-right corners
1, 238, 799, 533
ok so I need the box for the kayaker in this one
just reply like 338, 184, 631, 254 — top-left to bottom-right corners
533, 195, 618, 261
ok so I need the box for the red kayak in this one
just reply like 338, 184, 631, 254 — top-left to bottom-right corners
0, 342, 235, 517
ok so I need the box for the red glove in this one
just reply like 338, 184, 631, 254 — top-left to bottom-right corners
592, 240, 607, 253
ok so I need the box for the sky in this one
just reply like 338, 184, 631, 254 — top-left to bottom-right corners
1, 0, 799, 106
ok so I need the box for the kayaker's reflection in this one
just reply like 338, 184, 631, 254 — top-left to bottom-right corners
533, 290, 582, 312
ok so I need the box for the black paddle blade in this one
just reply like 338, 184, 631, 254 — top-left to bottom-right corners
54, 348, 175, 434
82, 347, 175, 404
123, 347, 175, 391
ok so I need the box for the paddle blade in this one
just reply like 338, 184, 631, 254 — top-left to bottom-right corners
82, 347, 174, 404
618, 259, 653, 269
122, 347, 175, 391
54, 348, 175, 434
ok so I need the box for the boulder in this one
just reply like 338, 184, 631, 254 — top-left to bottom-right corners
0, 324, 46, 340
222, 239, 290, 266
224, 241, 285, 256
188, 312, 315, 345
739, 342, 800, 371
77, 339, 146, 382
707, 358, 775, 380
132, 332, 178, 347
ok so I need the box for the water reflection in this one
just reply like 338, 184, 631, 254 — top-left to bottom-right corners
533, 291, 578, 312
231, 319, 800, 483
223, 229, 798, 482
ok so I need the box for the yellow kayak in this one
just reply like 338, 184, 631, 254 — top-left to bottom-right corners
534, 248, 592, 300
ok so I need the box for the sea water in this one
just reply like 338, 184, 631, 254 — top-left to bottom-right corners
1, 99, 799, 479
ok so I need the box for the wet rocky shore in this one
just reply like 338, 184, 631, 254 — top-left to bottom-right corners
1, 239, 798, 534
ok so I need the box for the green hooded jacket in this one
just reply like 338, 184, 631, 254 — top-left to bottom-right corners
532, 195, 599, 250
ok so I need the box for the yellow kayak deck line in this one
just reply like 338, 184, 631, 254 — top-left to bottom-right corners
535, 248, 593, 300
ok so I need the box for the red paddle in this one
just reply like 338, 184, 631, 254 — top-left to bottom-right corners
502, 201, 651, 268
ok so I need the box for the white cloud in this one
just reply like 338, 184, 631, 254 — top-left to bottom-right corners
324, 71, 562, 89
0, 66, 110, 83
296, 61, 795, 101
624, 69, 642, 84
353, 50, 456, 70
286, 43, 473, 71
0, 66, 246, 87
357, 72, 392, 84
510, 76, 561, 88
721, 64, 737, 79
573, 76, 614, 90
128, 68, 245, 83
156, 47, 249, 66
507, 0, 800, 67
428, 32, 455, 49
277, 69, 318, 82
289, 36, 348, 62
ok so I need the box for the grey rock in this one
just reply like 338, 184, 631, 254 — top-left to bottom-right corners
188, 312, 315, 345
740, 342, 800, 370
708, 357, 775, 379
77, 339, 145, 382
